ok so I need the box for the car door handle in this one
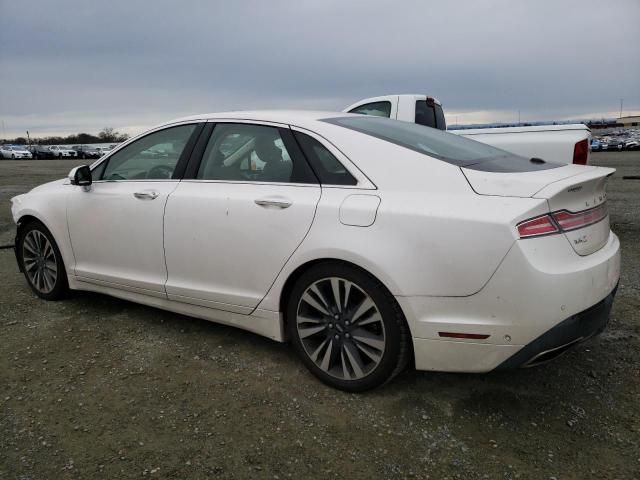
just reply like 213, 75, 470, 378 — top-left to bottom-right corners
254, 198, 292, 209
134, 190, 159, 200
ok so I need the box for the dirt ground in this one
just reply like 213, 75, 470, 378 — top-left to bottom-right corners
1, 153, 639, 479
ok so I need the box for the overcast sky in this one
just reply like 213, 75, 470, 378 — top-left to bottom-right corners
1, 0, 638, 138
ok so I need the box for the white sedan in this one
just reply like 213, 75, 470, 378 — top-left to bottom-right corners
1, 145, 33, 159
10, 111, 620, 391
48, 145, 77, 157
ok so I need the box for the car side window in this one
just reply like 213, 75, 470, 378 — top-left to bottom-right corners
348, 101, 391, 118
197, 123, 315, 183
100, 124, 197, 181
293, 131, 357, 186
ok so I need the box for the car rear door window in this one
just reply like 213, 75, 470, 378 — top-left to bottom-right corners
196, 123, 316, 184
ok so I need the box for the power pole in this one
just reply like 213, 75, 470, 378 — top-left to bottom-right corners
619, 98, 623, 119
518, 110, 521, 125
26, 131, 31, 146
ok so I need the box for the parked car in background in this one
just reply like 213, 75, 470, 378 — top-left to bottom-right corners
0, 145, 14, 159
590, 139, 601, 151
48, 145, 77, 158
624, 139, 639, 150
607, 139, 624, 151
10, 110, 620, 391
344, 95, 592, 165
71, 145, 101, 159
0, 145, 33, 159
29, 145, 56, 159
96, 146, 112, 156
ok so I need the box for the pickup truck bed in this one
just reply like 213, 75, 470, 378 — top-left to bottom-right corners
454, 124, 591, 166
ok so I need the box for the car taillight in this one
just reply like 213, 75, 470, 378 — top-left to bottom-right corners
551, 203, 608, 232
517, 203, 608, 239
517, 214, 559, 238
573, 139, 589, 165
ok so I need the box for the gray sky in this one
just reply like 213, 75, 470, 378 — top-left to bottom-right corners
1, 0, 638, 138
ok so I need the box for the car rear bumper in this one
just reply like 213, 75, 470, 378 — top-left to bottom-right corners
495, 283, 617, 368
398, 231, 620, 372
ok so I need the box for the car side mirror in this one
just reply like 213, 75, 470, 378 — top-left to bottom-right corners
69, 165, 92, 186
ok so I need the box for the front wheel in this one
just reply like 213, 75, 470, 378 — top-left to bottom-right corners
287, 263, 411, 392
18, 221, 68, 300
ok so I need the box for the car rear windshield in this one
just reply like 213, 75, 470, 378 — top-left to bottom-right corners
322, 116, 561, 172
415, 100, 447, 130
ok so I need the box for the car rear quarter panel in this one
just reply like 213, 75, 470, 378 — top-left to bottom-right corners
258, 181, 549, 312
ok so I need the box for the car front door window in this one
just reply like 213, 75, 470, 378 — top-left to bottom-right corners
101, 124, 197, 180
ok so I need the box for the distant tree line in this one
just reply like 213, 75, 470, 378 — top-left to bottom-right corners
1, 127, 129, 145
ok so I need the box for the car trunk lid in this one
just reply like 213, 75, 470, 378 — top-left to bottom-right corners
462, 165, 615, 255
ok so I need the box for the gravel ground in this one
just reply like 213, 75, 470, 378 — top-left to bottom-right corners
1, 153, 639, 479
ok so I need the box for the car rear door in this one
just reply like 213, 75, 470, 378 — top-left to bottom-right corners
163, 121, 321, 314
66, 122, 204, 296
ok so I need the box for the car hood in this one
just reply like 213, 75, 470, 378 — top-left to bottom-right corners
28, 178, 68, 193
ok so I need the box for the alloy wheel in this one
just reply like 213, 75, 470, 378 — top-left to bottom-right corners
296, 277, 386, 380
22, 230, 58, 294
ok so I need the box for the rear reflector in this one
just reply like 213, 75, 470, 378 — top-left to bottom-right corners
552, 203, 608, 232
438, 332, 490, 340
517, 214, 559, 238
517, 203, 608, 239
573, 139, 589, 165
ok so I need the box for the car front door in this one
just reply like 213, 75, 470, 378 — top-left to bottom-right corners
66, 123, 203, 295
163, 121, 321, 314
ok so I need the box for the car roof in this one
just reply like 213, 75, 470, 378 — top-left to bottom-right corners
156, 110, 353, 130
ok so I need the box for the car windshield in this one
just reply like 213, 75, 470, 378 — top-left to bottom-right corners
322, 115, 561, 172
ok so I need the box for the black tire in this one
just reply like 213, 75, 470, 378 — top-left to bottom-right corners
287, 262, 411, 392
17, 220, 68, 300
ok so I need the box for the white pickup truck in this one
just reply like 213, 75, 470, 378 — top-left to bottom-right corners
344, 94, 591, 165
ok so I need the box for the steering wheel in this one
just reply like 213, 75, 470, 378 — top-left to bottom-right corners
146, 164, 174, 179
106, 172, 126, 180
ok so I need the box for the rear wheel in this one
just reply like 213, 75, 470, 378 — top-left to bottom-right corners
287, 263, 410, 392
18, 221, 68, 300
